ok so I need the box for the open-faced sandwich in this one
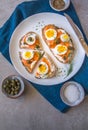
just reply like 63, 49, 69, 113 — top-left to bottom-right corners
35, 53, 58, 79
42, 24, 74, 63
19, 32, 43, 50
19, 49, 44, 73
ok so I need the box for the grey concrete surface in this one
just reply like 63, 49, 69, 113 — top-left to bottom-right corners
0, 0, 88, 130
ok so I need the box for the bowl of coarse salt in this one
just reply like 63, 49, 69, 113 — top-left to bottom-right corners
60, 81, 85, 106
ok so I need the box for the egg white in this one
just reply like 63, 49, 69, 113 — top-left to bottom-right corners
22, 50, 34, 60
54, 44, 68, 55
60, 33, 70, 42
45, 29, 57, 40
25, 33, 36, 45
37, 62, 49, 75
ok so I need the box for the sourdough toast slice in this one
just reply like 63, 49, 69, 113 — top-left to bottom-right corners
42, 24, 74, 63
35, 53, 58, 79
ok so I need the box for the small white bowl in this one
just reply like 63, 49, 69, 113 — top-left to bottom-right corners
60, 81, 85, 106
49, 0, 70, 11
2, 75, 25, 98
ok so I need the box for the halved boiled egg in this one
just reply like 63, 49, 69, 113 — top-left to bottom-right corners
45, 29, 57, 40
37, 62, 49, 75
22, 50, 34, 60
60, 33, 70, 42
25, 33, 36, 45
54, 44, 68, 55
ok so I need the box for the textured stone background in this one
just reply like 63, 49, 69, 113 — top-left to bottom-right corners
0, 0, 88, 130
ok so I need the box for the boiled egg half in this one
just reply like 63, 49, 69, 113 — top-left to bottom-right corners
22, 50, 34, 60
25, 33, 36, 45
54, 44, 68, 55
37, 62, 49, 75
60, 33, 70, 42
45, 29, 57, 40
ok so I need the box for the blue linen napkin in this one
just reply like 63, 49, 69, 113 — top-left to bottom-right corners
0, 0, 88, 113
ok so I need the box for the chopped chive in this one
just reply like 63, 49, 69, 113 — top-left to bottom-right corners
67, 63, 73, 76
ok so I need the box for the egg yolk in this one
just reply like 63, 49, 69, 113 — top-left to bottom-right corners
45, 29, 57, 40
38, 63, 48, 75
60, 33, 70, 42
25, 51, 32, 58
63, 34, 69, 40
57, 45, 67, 55
22, 51, 34, 60
46, 29, 54, 37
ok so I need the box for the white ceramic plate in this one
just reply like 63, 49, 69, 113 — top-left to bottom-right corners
9, 13, 85, 85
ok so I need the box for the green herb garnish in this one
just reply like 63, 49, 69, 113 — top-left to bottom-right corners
36, 28, 38, 30
55, 38, 61, 45
66, 63, 73, 76
36, 45, 40, 49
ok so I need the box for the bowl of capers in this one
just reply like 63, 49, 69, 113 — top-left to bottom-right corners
2, 75, 25, 98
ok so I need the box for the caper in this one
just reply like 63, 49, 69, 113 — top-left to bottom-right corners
5, 87, 9, 92
5, 80, 10, 84
11, 82, 14, 86
17, 82, 20, 86
8, 90, 11, 94
10, 91, 14, 95
11, 79, 15, 83
2, 84, 7, 88
14, 86, 17, 89
7, 89, 10, 93
8, 84, 12, 88
11, 87, 15, 91
14, 79, 19, 83
14, 92, 18, 95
